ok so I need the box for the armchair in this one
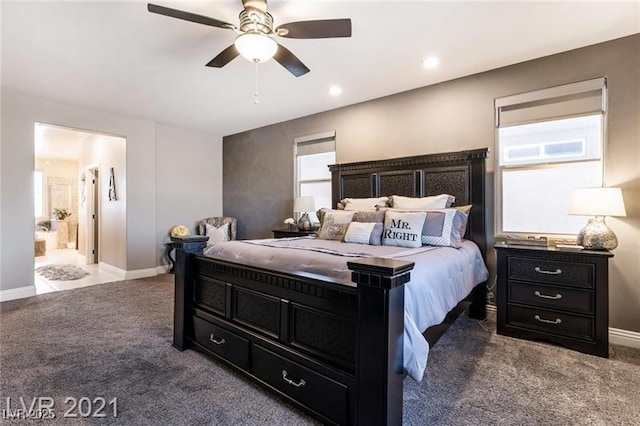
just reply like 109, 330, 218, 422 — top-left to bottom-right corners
197, 216, 237, 241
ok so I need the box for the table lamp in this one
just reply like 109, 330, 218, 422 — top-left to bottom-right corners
568, 187, 626, 250
294, 196, 315, 231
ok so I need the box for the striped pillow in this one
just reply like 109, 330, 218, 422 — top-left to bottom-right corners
344, 222, 384, 245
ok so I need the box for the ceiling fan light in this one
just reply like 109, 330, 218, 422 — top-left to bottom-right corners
234, 32, 278, 63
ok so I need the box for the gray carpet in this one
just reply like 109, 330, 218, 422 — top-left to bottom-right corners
1, 275, 639, 425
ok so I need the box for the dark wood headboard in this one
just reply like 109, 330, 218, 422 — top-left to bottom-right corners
329, 148, 490, 257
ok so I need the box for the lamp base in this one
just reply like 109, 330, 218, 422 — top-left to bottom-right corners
576, 216, 618, 250
297, 212, 312, 231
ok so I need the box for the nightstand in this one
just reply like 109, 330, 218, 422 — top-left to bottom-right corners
272, 228, 317, 238
495, 244, 612, 357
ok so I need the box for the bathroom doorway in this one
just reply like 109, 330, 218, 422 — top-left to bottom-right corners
33, 123, 125, 294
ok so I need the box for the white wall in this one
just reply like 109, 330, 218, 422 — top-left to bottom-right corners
155, 124, 223, 269
78, 134, 127, 268
0, 89, 222, 297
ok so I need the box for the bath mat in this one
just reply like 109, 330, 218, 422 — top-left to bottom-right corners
35, 264, 89, 281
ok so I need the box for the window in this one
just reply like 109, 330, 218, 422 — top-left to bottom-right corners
495, 78, 605, 236
294, 131, 336, 221
34, 169, 45, 218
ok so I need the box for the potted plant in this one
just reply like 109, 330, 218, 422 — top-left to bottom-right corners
52, 208, 71, 220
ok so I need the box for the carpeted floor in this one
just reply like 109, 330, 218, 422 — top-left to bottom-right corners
1, 274, 639, 425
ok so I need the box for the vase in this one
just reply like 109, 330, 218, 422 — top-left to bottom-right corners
297, 213, 312, 231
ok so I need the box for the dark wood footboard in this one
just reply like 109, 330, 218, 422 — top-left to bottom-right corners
173, 236, 414, 425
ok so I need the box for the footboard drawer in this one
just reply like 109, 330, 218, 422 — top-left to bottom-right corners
252, 345, 348, 425
193, 316, 250, 370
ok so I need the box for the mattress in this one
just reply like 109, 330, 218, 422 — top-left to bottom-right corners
204, 237, 489, 381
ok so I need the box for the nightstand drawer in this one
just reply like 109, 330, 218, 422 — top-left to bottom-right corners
508, 281, 593, 314
507, 305, 593, 341
193, 316, 250, 370
508, 257, 594, 288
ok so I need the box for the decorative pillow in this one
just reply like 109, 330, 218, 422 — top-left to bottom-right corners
340, 197, 389, 211
421, 208, 468, 248
344, 222, 384, 245
353, 210, 385, 224
317, 211, 354, 241
382, 211, 426, 248
316, 208, 342, 229
316, 208, 328, 226
391, 194, 455, 210
205, 222, 230, 246
454, 205, 472, 238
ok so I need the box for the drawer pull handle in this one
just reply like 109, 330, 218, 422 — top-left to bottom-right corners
534, 291, 562, 300
534, 266, 562, 275
209, 334, 226, 345
534, 314, 562, 325
282, 370, 306, 388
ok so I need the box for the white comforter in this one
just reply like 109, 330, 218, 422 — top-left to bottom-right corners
204, 237, 488, 381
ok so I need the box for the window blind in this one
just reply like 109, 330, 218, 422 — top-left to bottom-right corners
294, 130, 336, 156
495, 78, 606, 127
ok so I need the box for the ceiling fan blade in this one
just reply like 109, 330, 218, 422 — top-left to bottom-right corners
273, 43, 310, 77
147, 3, 234, 29
276, 19, 351, 39
206, 45, 240, 68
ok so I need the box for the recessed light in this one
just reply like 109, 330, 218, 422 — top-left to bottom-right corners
328, 85, 342, 96
422, 56, 440, 69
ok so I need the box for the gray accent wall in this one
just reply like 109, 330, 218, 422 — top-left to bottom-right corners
223, 34, 640, 332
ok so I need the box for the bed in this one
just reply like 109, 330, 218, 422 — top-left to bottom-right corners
172, 148, 489, 425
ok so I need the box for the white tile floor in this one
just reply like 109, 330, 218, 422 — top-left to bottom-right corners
34, 249, 122, 294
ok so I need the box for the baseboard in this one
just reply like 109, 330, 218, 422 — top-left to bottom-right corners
99, 262, 126, 280
156, 265, 171, 274
125, 268, 157, 280
485, 304, 640, 349
0, 285, 37, 302
610, 327, 640, 349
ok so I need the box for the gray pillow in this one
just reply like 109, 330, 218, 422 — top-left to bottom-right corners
353, 210, 385, 223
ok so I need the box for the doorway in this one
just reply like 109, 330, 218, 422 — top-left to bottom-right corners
86, 166, 99, 264
33, 123, 125, 294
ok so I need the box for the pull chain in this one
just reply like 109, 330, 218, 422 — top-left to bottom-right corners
253, 61, 260, 105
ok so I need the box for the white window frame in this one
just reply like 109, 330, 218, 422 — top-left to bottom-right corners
293, 130, 336, 218
494, 78, 607, 239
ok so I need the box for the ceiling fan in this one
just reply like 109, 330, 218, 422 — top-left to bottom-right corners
147, 0, 352, 77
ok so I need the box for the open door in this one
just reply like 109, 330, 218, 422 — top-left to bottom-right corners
85, 167, 99, 264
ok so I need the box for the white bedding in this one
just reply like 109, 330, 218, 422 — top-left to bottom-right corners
204, 237, 488, 381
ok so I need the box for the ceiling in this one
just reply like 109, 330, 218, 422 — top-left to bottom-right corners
3, 1, 639, 139
33, 124, 94, 161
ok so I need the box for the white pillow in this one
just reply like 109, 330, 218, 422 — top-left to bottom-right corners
382, 211, 426, 248
341, 197, 389, 211
206, 222, 230, 246
391, 194, 454, 210
344, 222, 384, 245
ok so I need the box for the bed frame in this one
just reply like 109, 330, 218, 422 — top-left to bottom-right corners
173, 148, 489, 425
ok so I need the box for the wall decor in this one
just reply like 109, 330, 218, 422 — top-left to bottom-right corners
108, 167, 117, 201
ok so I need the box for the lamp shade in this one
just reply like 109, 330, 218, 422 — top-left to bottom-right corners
294, 196, 315, 213
568, 187, 626, 217
234, 32, 278, 63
